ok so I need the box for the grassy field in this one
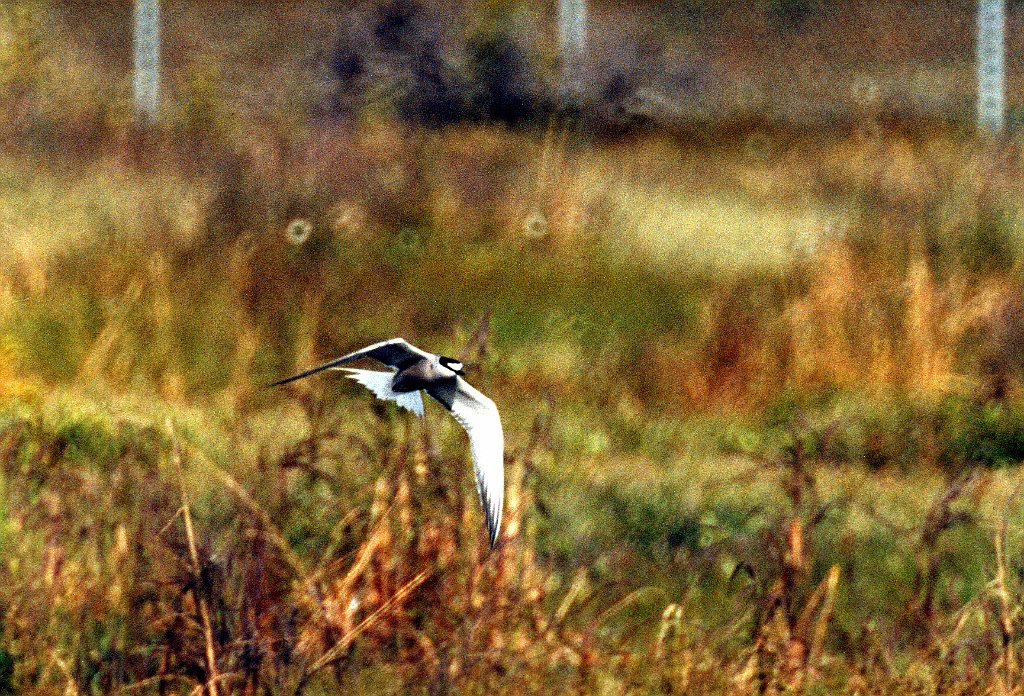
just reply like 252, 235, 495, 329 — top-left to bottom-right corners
9, 2, 1024, 694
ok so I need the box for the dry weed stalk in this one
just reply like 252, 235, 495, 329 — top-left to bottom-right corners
785, 241, 864, 390
295, 570, 431, 694
731, 426, 845, 694
77, 277, 146, 385
168, 419, 222, 696
292, 288, 324, 389
911, 472, 978, 646
983, 477, 1024, 693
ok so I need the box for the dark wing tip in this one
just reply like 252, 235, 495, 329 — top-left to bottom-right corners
268, 356, 349, 388
485, 499, 505, 548
269, 338, 426, 389
267, 373, 306, 388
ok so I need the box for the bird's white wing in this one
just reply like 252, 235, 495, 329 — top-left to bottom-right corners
342, 369, 424, 416
446, 378, 504, 546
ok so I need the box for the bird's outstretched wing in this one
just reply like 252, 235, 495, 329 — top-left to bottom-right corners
342, 368, 424, 416
270, 338, 431, 387
436, 378, 504, 547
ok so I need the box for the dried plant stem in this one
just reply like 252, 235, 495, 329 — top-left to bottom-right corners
120, 672, 197, 693
993, 476, 1024, 692
800, 565, 841, 673
168, 419, 222, 696
50, 651, 81, 696
993, 528, 1014, 691
914, 472, 977, 645
295, 570, 431, 694
208, 460, 307, 577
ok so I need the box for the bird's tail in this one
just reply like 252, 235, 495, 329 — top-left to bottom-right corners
341, 368, 425, 416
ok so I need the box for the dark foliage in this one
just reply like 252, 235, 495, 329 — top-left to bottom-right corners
331, 1, 550, 126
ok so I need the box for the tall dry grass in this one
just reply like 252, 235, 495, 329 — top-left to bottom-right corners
0, 390, 592, 694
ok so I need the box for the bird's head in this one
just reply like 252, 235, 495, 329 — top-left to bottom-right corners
439, 356, 465, 376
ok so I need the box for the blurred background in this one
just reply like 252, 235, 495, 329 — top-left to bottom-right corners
5, 0, 1024, 693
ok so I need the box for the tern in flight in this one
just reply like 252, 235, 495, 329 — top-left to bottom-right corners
272, 338, 504, 546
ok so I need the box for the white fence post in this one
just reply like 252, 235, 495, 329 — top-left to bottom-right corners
133, 0, 161, 120
558, 0, 587, 99
977, 0, 1006, 135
